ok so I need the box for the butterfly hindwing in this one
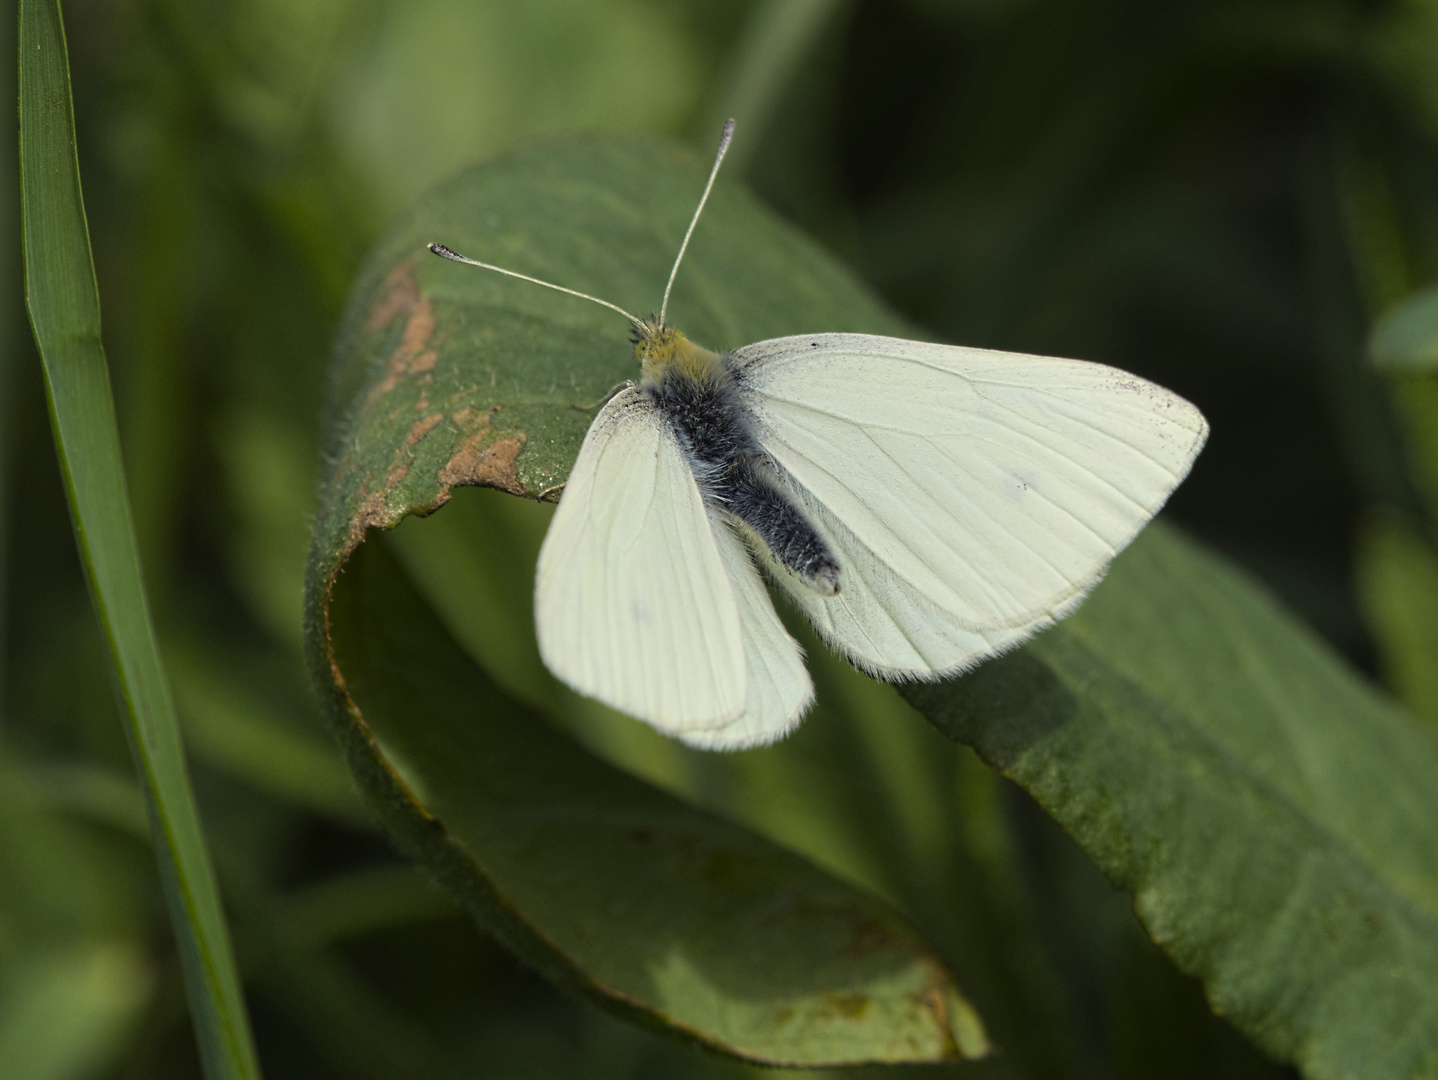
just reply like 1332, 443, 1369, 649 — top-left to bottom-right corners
753, 483, 1033, 679
673, 515, 813, 749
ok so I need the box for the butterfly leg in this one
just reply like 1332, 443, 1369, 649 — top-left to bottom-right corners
570, 380, 636, 413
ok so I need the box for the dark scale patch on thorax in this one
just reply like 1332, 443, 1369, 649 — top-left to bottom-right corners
643, 355, 840, 595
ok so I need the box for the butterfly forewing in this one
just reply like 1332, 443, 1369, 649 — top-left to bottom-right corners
535, 388, 749, 730
731, 334, 1208, 669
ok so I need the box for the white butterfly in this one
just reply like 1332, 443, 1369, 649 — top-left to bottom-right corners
431, 122, 1208, 750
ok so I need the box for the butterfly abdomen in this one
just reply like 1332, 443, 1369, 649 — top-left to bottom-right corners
643, 346, 840, 596
721, 464, 841, 595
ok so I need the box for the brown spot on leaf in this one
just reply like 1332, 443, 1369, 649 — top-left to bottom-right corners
439, 432, 526, 496
906, 958, 987, 1059
365, 292, 439, 408
350, 463, 410, 542
451, 403, 504, 435
396, 303, 435, 362
349, 488, 394, 547
914, 981, 949, 1034
817, 993, 870, 1021
405, 412, 444, 449
344, 414, 448, 548
365, 257, 420, 332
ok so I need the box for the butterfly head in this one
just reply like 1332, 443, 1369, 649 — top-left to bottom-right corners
633, 318, 722, 388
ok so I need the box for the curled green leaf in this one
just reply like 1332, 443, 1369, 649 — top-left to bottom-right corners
306, 133, 987, 1065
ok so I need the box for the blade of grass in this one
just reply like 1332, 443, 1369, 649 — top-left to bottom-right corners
17, 3, 262, 1078
0, 0, 18, 736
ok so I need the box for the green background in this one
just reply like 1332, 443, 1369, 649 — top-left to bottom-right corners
7, 0, 1438, 1078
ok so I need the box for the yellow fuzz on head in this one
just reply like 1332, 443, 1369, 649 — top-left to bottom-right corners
636, 320, 723, 388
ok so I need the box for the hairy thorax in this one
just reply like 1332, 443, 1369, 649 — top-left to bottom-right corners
635, 320, 840, 596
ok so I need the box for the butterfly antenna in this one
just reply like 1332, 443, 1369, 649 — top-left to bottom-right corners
658, 118, 735, 327
427, 243, 647, 334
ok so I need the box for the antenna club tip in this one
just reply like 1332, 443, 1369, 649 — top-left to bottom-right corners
720, 118, 735, 145
428, 242, 462, 260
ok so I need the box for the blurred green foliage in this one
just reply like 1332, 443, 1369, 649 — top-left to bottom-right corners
5, 0, 1438, 1077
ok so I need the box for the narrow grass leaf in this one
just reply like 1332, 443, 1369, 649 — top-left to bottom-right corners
17, 3, 260, 1077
